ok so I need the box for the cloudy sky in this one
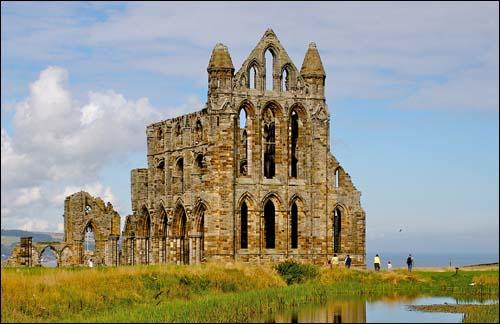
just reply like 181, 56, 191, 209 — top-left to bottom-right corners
2, 2, 498, 254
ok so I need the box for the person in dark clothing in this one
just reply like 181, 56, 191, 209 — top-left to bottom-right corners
345, 254, 352, 268
406, 254, 414, 271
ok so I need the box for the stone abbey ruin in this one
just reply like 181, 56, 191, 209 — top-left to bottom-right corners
7, 29, 366, 267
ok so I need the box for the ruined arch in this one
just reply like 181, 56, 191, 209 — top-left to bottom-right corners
83, 222, 96, 253
237, 100, 255, 177
289, 195, 305, 250
137, 206, 152, 264
247, 60, 260, 90
59, 245, 74, 267
262, 102, 283, 179
281, 64, 293, 91
157, 204, 169, 264
175, 157, 184, 193
192, 200, 208, 263
194, 119, 203, 143
172, 202, 189, 264
38, 245, 59, 267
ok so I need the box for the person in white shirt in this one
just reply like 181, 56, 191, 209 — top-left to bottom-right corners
387, 260, 392, 270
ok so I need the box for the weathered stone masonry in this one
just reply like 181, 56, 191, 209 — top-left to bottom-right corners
7, 191, 121, 267
122, 29, 366, 266
7, 29, 366, 267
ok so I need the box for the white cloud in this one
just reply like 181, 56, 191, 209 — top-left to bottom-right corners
0, 66, 164, 231
14, 187, 41, 207
3, 66, 161, 190
3, 2, 498, 111
1, 65, 203, 232
15, 218, 49, 232
51, 182, 116, 207
80, 103, 104, 125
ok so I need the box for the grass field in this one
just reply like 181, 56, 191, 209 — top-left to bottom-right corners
1, 263, 498, 322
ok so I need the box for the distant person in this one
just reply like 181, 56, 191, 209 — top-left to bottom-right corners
374, 254, 381, 271
88, 258, 94, 268
387, 260, 392, 271
406, 254, 413, 272
331, 254, 339, 268
345, 254, 352, 268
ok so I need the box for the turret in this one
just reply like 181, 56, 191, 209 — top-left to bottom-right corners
207, 43, 234, 96
300, 42, 326, 97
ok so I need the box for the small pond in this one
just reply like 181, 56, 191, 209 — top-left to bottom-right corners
257, 296, 497, 323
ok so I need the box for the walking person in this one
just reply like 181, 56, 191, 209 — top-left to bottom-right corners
374, 254, 381, 271
387, 260, 392, 271
331, 253, 339, 268
406, 254, 413, 272
345, 254, 352, 269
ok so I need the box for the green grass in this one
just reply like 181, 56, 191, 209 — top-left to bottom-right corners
411, 304, 499, 323
2, 263, 498, 323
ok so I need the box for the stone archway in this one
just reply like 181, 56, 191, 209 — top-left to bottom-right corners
38, 245, 59, 267
192, 202, 206, 264
172, 204, 189, 265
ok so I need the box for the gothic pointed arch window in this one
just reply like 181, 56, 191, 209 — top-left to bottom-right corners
159, 208, 168, 264
265, 48, 275, 90
84, 223, 96, 252
156, 159, 165, 187
264, 47, 276, 90
239, 108, 248, 176
240, 201, 248, 249
175, 158, 184, 193
195, 119, 203, 143
262, 107, 276, 179
264, 199, 275, 249
140, 207, 152, 265
291, 202, 298, 249
281, 66, 290, 92
248, 65, 257, 89
290, 110, 299, 178
333, 207, 341, 253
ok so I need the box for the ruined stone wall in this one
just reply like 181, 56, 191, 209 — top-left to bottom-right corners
8, 192, 121, 267
123, 29, 366, 267
8, 30, 365, 268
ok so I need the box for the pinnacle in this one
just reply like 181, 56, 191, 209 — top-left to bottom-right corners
300, 42, 325, 76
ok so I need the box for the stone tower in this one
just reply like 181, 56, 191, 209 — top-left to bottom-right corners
122, 29, 366, 266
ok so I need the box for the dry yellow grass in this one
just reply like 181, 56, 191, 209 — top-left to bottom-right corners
1, 262, 286, 322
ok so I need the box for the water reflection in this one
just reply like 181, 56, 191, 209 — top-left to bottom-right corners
258, 296, 492, 323
268, 299, 366, 323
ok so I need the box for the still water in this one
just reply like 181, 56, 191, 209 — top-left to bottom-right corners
258, 296, 496, 323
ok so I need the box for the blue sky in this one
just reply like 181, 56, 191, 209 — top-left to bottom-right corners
1, 2, 498, 254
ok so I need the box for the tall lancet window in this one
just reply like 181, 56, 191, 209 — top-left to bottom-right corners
291, 202, 298, 249
84, 224, 95, 252
239, 108, 248, 176
240, 202, 248, 249
334, 208, 341, 253
262, 107, 276, 179
248, 66, 257, 89
265, 49, 274, 90
281, 67, 290, 92
290, 110, 299, 178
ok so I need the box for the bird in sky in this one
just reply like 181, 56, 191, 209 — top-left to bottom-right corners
399, 229, 402, 232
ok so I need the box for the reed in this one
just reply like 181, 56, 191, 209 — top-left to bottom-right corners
1, 263, 498, 323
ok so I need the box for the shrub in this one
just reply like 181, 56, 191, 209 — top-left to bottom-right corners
275, 260, 318, 285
